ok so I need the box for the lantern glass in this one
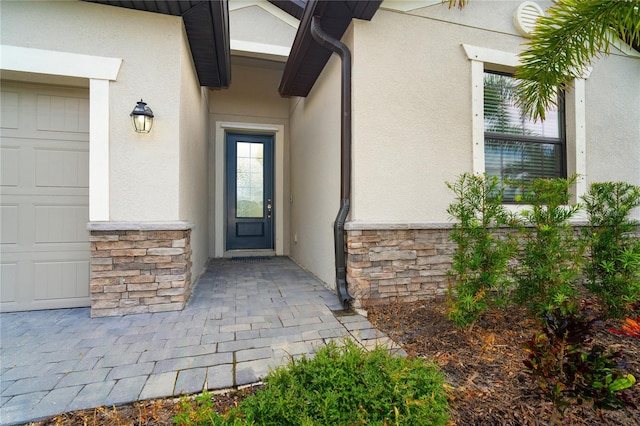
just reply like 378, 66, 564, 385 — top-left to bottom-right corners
130, 100, 154, 133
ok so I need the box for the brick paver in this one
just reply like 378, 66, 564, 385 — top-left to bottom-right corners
0, 257, 404, 425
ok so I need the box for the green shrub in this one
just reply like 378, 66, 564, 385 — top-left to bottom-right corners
515, 176, 585, 316
174, 340, 449, 426
446, 173, 518, 327
582, 181, 640, 317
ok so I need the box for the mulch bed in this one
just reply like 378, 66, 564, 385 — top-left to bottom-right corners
368, 298, 640, 426
28, 299, 639, 426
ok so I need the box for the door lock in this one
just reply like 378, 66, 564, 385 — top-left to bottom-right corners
267, 199, 272, 218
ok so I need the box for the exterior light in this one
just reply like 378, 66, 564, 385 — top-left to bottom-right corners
130, 99, 154, 133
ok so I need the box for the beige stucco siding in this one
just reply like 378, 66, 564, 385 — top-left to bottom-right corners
350, 8, 517, 222
1, 1, 186, 221
288, 56, 342, 289
178, 28, 210, 278
351, 5, 640, 222
584, 53, 640, 195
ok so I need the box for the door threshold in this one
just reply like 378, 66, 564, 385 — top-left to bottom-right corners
223, 250, 276, 258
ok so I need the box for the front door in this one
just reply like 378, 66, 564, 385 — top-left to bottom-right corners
226, 133, 274, 250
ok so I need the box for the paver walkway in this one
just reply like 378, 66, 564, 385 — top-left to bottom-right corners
0, 257, 402, 425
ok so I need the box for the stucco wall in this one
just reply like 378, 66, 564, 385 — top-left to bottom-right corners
288, 54, 343, 289
584, 52, 640, 215
351, 2, 640, 222
351, 5, 525, 222
1, 0, 185, 221
288, 0, 639, 292
178, 27, 210, 279
208, 61, 291, 257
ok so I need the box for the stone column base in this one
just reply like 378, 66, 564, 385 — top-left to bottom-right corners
87, 222, 194, 317
345, 222, 455, 309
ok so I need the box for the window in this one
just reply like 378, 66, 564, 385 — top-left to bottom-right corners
463, 44, 588, 205
483, 71, 565, 201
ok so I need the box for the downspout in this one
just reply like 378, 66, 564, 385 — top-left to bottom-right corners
310, 16, 352, 308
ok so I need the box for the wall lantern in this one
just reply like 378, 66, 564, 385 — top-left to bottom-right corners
130, 99, 154, 133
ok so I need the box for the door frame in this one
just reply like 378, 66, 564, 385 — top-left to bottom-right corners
225, 132, 274, 251
213, 121, 284, 257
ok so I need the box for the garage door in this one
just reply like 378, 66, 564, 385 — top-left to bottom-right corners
1, 82, 90, 312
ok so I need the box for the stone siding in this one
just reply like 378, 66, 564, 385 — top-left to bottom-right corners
346, 226, 455, 308
345, 223, 640, 309
88, 223, 193, 317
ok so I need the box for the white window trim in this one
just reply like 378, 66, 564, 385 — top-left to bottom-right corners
214, 121, 285, 257
1, 45, 122, 221
463, 44, 588, 209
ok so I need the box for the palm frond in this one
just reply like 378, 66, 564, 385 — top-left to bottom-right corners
515, 0, 640, 121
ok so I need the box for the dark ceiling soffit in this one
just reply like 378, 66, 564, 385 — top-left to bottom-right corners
183, 1, 231, 87
82, 0, 230, 88
278, 0, 382, 97
268, 0, 306, 20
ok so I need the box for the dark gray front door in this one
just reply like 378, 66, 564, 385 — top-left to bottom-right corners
226, 133, 274, 250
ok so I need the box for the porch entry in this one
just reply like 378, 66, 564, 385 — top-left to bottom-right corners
226, 133, 274, 250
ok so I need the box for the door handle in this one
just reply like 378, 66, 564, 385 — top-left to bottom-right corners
267, 199, 272, 219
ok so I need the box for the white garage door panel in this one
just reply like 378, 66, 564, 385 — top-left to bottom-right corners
0, 82, 90, 312
1, 147, 19, 186
1, 90, 19, 129
1, 205, 19, 244
37, 95, 90, 133
0, 263, 18, 303
36, 149, 89, 187
34, 260, 90, 300
35, 205, 89, 243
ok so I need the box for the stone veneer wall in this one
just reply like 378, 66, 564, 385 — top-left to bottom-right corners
88, 222, 194, 317
345, 222, 640, 309
345, 223, 455, 309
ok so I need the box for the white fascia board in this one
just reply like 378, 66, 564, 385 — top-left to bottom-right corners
229, 0, 300, 28
380, 1, 441, 12
0, 45, 122, 80
230, 40, 290, 62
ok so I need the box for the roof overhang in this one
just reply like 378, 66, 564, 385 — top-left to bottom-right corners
83, 0, 231, 88
278, 0, 382, 97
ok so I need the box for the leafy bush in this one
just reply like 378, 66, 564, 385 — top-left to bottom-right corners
174, 340, 449, 426
515, 176, 585, 316
523, 310, 636, 412
446, 173, 518, 327
582, 182, 640, 317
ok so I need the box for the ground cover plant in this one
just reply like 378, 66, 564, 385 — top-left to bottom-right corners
610, 316, 640, 339
522, 310, 635, 414
175, 339, 449, 426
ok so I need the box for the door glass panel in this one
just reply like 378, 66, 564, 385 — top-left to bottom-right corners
236, 142, 264, 218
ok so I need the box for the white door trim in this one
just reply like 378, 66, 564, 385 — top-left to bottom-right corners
214, 121, 284, 257
0, 44, 122, 221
